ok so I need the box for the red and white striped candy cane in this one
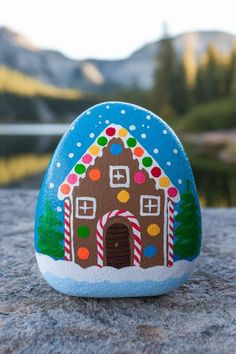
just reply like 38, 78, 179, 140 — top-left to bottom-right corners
64, 198, 71, 261
96, 210, 141, 268
167, 200, 174, 266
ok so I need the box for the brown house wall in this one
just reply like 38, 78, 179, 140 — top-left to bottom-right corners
71, 138, 167, 269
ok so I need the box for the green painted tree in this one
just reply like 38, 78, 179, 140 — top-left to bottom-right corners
174, 180, 201, 259
38, 200, 64, 259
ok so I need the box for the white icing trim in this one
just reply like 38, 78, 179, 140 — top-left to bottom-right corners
57, 124, 180, 203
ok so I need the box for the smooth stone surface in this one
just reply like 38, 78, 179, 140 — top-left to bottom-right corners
1, 189, 236, 354
35, 102, 201, 296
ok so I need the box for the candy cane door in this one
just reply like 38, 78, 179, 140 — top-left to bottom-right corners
105, 222, 131, 269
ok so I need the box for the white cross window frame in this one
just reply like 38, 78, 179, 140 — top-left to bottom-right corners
109, 166, 130, 188
140, 195, 160, 216
75, 197, 97, 219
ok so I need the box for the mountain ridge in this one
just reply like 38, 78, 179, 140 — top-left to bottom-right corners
0, 26, 235, 92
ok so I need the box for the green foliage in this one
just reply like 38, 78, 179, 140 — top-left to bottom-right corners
0, 92, 99, 123
0, 66, 100, 123
194, 46, 230, 103
152, 33, 190, 116
169, 60, 190, 114
177, 97, 236, 132
0, 65, 82, 99
37, 200, 64, 259
174, 180, 201, 259
230, 49, 236, 95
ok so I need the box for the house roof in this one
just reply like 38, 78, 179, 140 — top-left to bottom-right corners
57, 124, 180, 202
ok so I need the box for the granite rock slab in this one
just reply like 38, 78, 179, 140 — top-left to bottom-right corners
0, 190, 235, 354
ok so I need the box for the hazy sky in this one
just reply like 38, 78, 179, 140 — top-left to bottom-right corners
0, 0, 235, 60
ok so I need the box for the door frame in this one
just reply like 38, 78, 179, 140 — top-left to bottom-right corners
104, 218, 131, 268
96, 210, 141, 268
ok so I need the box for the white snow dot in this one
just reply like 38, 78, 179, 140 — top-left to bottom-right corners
146, 114, 151, 120
99, 114, 102, 118
99, 121, 102, 124
68, 153, 74, 158
153, 148, 159, 154
106, 105, 110, 109
178, 179, 183, 184
141, 124, 145, 128
89, 133, 95, 138
163, 129, 168, 135
129, 125, 136, 131
95, 125, 98, 127
174, 211, 178, 216
70, 125, 75, 131
121, 109, 126, 115
167, 161, 171, 166
105, 120, 109, 124
56, 162, 61, 168
141, 133, 146, 139
173, 148, 178, 154
49, 183, 54, 189
86, 111, 91, 115
76, 142, 81, 147
57, 207, 62, 212
147, 125, 150, 129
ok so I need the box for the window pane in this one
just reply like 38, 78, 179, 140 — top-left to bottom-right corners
140, 195, 160, 216
109, 166, 130, 188
76, 197, 96, 219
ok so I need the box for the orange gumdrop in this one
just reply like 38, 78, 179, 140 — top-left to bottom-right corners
60, 183, 70, 194
134, 147, 144, 157
77, 247, 90, 260
89, 168, 101, 181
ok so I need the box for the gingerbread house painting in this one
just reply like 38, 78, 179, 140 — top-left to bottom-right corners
58, 124, 180, 269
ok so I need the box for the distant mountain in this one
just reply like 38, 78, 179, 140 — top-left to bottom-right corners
0, 27, 235, 92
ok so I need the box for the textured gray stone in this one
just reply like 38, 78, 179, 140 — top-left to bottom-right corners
0, 189, 235, 354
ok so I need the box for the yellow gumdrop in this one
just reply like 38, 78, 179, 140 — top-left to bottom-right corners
89, 145, 100, 156
147, 224, 160, 236
119, 128, 128, 137
159, 176, 170, 187
117, 190, 130, 203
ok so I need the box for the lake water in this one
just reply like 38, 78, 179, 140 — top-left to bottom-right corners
0, 124, 235, 206
0, 124, 66, 157
0, 124, 69, 136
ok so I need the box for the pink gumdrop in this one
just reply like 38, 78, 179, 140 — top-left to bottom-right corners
168, 187, 178, 197
67, 173, 78, 184
82, 154, 92, 164
134, 171, 146, 184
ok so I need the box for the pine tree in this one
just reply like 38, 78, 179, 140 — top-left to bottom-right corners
37, 200, 64, 259
152, 26, 175, 115
170, 60, 190, 114
230, 48, 236, 95
183, 45, 197, 87
174, 180, 201, 259
194, 45, 227, 103
152, 26, 190, 116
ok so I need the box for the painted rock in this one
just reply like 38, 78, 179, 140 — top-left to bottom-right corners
35, 101, 202, 297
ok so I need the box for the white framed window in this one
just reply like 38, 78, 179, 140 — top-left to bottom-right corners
140, 195, 160, 216
75, 197, 96, 219
109, 166, 130, 188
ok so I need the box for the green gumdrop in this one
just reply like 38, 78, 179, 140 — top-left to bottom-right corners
77, 225, 90, 238
97, 136, 108, 146
75, 164, 86, 174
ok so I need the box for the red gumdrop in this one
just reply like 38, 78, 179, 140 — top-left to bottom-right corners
151, 167, 161, 177
106, 127, 116, 136
168, 187, 178, 197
